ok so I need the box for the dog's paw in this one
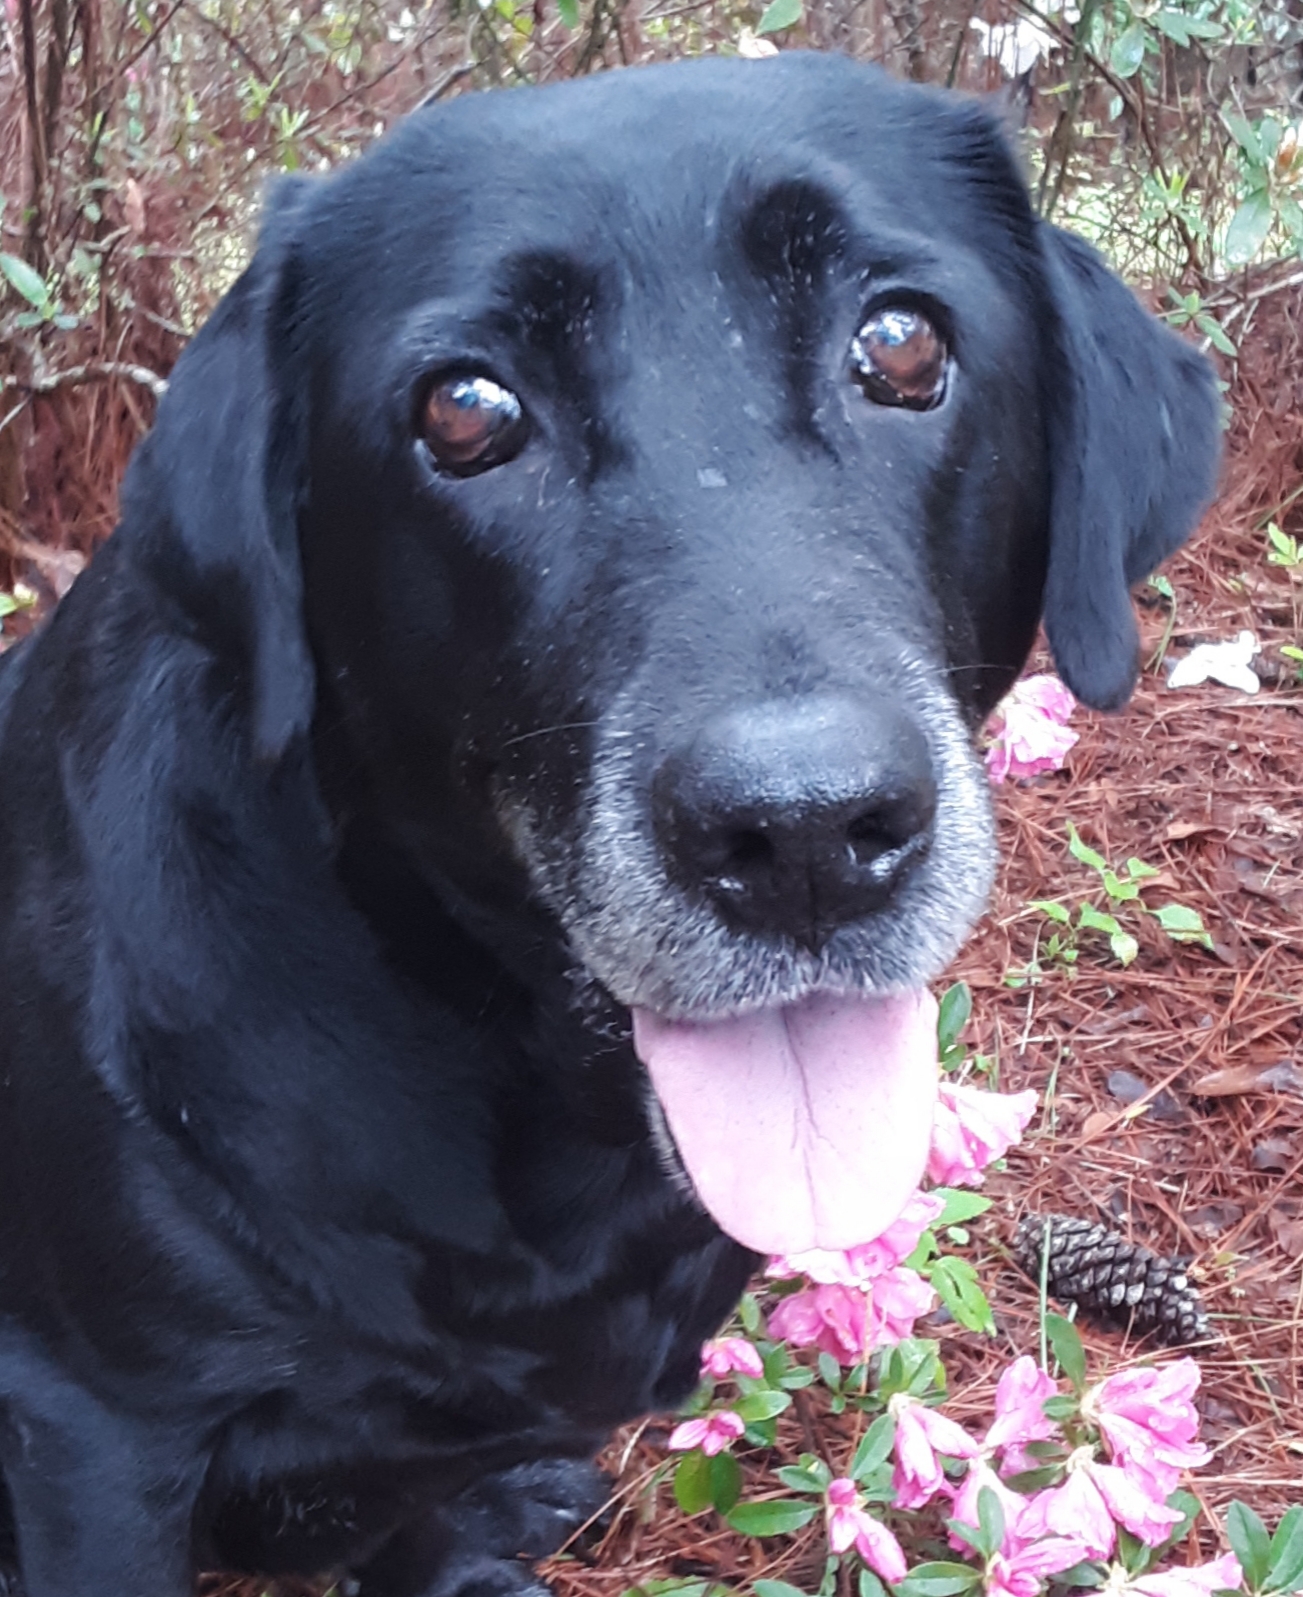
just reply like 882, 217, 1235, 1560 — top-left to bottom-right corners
470, 1459, 609, 1558
434, 1556, 555, 1597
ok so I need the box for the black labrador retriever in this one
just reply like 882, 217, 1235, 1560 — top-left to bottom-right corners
0, 50, 1217, 1597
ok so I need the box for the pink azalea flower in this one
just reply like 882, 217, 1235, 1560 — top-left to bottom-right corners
768, 1267, 936, 1366
927, 1082, 1039, 1188
1132, 1554, 1243, 1597
1023, 1449, 1183, 1558
867, 1265, 937, 1349
667, 1410, 745, 1456
986, 1537, 1093, 1597
985, 674, 1078, 784
948, 1459, 1032, 1549
768, 1191, 945, 1286
1085, 1361, 1210, 1500
825, 1478, 909, 1582
985, 1354, 1061, 1472
768, 1283, 867, 1364
890, 1393, 981, 1509
700, 1336, 764, 1381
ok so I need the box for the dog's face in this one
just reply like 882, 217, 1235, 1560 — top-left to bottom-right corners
130, 54, 1217, 1257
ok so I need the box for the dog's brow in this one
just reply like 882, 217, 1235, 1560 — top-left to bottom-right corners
739, 177, 853, 287
493, 249, 604, 343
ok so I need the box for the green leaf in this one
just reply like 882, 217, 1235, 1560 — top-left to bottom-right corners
1227, 1500, 1272, 1590
946, 1517, 988, 1558
1152, 902, 1204, 932
929, 1256, 995, 1335
1225, 192, 1274, 267
1053, 1562, 1112, 1587
933, 1188, 993, 1227
1030, 899, 1072, 925
726, 1499, 817, 1537
1110, 930, 1140, 967
674, 1451, 715, 1515
710, 1450, 743, 1513
937, 982, 972, 1053
734, 1389, 791, 1423
0, 252, 51, 309
1102, 869, 1140, 902
858, 1573, 888, 1597
1042, 1393, 1080, 1422
1224, 112, 1263, 162
1045, 1311, 1087, 1391
776, 1462, 831, 1495
1267, 1503, 1303, 1593
739, 1293, 762, 1335
850, 1413, 897, 1482
1110, 21, 1147, 77
1149, 573, 1175, 599
895, 1562, 982, 1597
756, 0, 802, 31
817, 1352, 843, 1390
1003, 1465, 1068, 1493
977, 1485, 1006, 1563
756, 1583, 811, 1597
555, 0, 579, 26
1078, 904, 1122, 936
1066, 823, 1107, 873
1125, 857, 1160, 880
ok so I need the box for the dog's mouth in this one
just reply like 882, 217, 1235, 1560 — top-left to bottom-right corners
630, 988, 937, 1255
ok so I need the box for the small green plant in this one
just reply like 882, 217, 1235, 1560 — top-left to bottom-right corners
1163, 288, 1236, 356
1265, 521, 1303, 568
0, 585, 36, 637
1282, 643, 1303, 681
1021, 825, 1212, 973
935, 983, 995, 1081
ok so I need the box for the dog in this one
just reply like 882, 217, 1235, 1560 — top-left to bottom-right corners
0, 50, 1218, 1597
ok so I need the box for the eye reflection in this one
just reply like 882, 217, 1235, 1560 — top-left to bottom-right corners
850, 308, 948, 411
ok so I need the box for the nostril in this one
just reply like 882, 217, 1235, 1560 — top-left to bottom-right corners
726, 829, 773, 871
846, 796, 934, 869
710, 828, 774, 896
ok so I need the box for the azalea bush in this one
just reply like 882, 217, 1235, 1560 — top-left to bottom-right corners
646, 989, 1302, 1597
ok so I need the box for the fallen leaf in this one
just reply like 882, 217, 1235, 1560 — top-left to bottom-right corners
1188, 1200, 1243, 1236
1080, 1110, 1117, 1140
1165, 820, 1221, 840
1107, 1069, 1148, 1104
1251, 1137, 1298, 1173
1106, 1069, 1185, 1122
1268, 1208, 1303, 1258
1190, 1061, 1303, 1096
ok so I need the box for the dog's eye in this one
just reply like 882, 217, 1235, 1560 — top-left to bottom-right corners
420, 375, 528, 475
850, 308, 948, 410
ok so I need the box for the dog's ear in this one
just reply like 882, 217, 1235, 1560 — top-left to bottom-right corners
122, 180, 316, 761
1038, 225, 1221, 710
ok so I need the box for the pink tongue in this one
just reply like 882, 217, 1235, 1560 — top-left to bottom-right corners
632, 991, 938, 1254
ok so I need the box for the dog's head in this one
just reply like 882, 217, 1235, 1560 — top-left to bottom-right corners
124, 54, 1219, 1255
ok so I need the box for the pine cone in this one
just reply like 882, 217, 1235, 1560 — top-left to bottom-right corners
1013, 1213, 1211, 1347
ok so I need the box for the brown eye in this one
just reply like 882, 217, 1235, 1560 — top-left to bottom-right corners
850, 307, 948, 411
420, 375, 527, 475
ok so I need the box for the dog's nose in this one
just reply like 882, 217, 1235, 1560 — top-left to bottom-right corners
652, 695, 936, 948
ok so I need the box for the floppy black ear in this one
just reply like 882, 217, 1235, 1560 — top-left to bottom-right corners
1038, 226, 1221, 710
121, 185, 315, 761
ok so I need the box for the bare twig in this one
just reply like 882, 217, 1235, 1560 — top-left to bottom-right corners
1, 362, 168, 399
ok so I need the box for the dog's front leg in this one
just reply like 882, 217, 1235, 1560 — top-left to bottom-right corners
0, 1376, 202, 1597
354, 1458, 610, 1597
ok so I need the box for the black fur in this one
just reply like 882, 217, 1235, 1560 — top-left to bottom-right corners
0, 53, 1217, 1597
